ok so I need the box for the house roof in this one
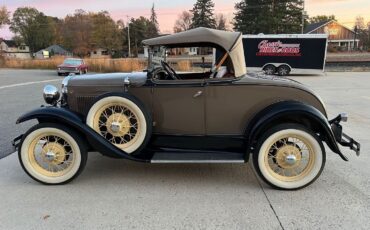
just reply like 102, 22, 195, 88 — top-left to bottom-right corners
304, 20, 332, 34
305, 19, 357, 34
36, 44, 70, 54
2, 40, 17, 48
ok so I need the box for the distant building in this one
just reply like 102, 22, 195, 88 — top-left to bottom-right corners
0, 39, 31, 59
35, 45, 72, 59
90, 48, 110, 58
305, 20, 360, 51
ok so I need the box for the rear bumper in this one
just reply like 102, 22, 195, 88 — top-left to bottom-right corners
330, 113, 361, 156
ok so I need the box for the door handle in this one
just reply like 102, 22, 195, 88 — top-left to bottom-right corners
193, 91, 203, 98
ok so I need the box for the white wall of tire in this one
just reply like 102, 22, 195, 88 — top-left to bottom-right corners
257, 128, 324, 190
20, 127, 82, 184
86, 96, 147, 154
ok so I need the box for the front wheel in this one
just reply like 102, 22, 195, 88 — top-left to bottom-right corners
18, 123, 87, 185
253, 124, 326, 190
86, 95, 152, 155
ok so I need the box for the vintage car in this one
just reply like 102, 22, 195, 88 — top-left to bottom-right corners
57, 58, 88, 76
11, 28, 360, 190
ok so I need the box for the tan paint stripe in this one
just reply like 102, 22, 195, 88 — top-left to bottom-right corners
0, 79, 61, 90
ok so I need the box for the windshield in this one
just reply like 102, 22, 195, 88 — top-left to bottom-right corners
148, 46, 166, 71
148, 46, 214, 73
63, 59, 82, 65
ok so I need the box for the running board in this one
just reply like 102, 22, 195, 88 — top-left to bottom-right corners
150, 151, 246, 163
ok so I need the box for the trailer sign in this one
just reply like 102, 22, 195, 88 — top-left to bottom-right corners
257, 40, 301, 57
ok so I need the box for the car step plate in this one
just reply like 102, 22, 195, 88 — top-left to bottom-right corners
151, 151, 245, 163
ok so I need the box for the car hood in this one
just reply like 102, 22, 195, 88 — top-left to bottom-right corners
68, 72, 148, 87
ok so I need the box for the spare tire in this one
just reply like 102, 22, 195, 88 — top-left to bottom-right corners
86, 94, 152, 155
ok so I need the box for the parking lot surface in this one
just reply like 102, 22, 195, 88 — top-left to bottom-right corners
0, 69, 369, 230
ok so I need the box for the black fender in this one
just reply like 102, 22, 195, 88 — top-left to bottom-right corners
16, 106, 149, 162
245, 101, 348, 161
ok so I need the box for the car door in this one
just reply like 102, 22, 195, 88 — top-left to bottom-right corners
152, 79, 205, 135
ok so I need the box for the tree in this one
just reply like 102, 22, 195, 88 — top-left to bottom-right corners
173, 11, 193, 33
0, 6, 10, 28
354, 16, 366, 30
215, 13, 228, 31
234, 0, 305, 34
10, 7, 55, 57
354, 16, 370, 50
190, 0, 216, 29
61, 10, 93, 56
91, 11, 122, 54
147, 4, 159, 38
309, 15, 336, 24
128, 16, 157, 56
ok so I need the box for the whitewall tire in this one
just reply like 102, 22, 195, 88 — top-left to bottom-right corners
86, 95, 151, 155
253, 124, 326, 190
18, 123, 87, 185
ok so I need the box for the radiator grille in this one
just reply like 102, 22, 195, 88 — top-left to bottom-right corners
69, 96, 96, 115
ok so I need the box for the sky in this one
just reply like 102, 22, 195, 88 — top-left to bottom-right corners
1, 0, 369, 39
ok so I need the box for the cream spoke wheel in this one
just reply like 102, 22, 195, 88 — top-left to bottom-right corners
255, 125, 325, 190
28, 134, 75, 177
19, 124, 87, 185
86, 96, 149, 154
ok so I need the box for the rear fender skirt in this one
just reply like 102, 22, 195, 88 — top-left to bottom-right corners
245, 101, 348, 161
16, 106, 148, 162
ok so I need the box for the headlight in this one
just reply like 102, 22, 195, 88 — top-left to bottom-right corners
43, 85, 60, 105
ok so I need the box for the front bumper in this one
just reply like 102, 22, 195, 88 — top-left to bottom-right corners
330, 113, 361, 156
57, 69, 79, 74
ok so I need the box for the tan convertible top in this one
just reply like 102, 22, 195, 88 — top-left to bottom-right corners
142, 27, 247, 77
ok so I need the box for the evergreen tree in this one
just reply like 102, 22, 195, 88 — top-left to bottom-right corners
234, 0, 304, 34
190, 0, 216, 29
147, 3, 159, 38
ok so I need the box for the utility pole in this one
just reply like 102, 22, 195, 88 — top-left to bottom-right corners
353, 26, 358, 50
301, 0, 305, 34
127, 15, 131, 58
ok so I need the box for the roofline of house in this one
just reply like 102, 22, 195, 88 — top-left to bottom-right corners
306, 19, 358, 35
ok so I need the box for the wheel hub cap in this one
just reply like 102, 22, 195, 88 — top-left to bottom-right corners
41, 142, 67, 165
276, 145, 302, 169
45, 151, 56, 161
285, 154, 297, 165
107, 114, 130, 136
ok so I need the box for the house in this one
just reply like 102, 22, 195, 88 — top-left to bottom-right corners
0, 39, 31, 59
305, 20, 360, 51
35, 44, 72, 59
90, 48, 110, 58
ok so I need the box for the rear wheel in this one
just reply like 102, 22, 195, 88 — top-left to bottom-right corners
253, 124, 325, 190
18, 123, 87, 185
277, 65, 291, 76
86, 95, 151, 155
263, 65, 276, 75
